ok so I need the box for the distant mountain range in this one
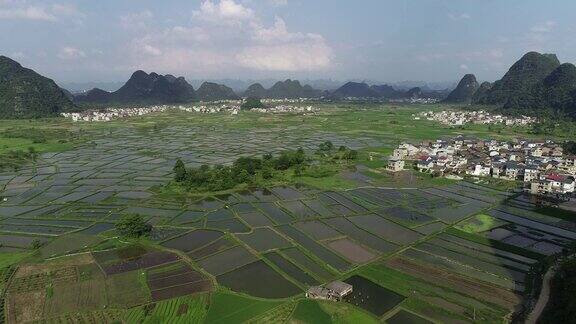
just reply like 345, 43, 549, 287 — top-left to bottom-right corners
445, 51, 576, 116
329, 81, 444, 100
0, 56, 75, 119
244, 79, 321, 99
4, 50, 576, 119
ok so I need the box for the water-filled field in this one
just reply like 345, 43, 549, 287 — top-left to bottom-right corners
1, 106, 574, 323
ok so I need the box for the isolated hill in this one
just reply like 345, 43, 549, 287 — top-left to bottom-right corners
472, 81, 492, 103
0, 56, 75, 119
405, 87, 423, 99
371, 84, 402, 98
444, 74, 479, 103
75, 70, 195, 105
243, 83, 267, 99
75, 88, 113, 103
474, 52, 560, 106
331, 82, 380, 98
243, 79, 321, 99
533, 63, 576, 114
196, 82, 239, 101
113, 71, 195, 103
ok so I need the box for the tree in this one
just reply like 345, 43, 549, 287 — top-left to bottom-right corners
241, 97, 265, 110
30, 239, 44, 249
173, 158, 187, 182
116, 214, 152, 238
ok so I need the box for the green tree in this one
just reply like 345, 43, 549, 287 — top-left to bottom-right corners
173, 158, 187, 182
116, 214, 152, 238
30, 239, 44, 249
241, 97, 265, 110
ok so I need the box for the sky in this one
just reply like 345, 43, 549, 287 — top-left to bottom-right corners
1, 0, 575, 85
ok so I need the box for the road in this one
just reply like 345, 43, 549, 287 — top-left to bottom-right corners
525, 264, 557, 324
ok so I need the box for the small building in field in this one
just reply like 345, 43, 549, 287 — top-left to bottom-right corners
387, 159, 405, 172
306, 281, 353, 301
325, 281, 353, 299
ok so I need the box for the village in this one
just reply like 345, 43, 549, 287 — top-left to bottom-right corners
415, 110, 537, 126
61, 101, 316, 122
387, 136, 576, 198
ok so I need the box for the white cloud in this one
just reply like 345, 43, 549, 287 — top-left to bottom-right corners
448, 13, 470, 21
193, 0, 254, 24
120, 10, 153, 30
530, 21, 556, 33
459, 64, 469, 70
127, 0, 332, 74
0, 5, 56, 21
237, 42, 331, 71
58, 46, 86, 60
0, 1, 84, 22
268, 0, 288, 6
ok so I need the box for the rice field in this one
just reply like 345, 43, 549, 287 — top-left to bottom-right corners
0, 106, 574, 323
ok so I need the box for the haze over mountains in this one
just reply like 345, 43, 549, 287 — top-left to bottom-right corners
2, 51, 576, 118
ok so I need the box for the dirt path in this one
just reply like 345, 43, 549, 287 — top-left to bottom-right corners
525, 264, 557, 324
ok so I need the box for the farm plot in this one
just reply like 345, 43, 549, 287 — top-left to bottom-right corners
237, 211, 275, 227
402, 248, 521, 291
295, 220, 342, 240
254, 202, 293, 224
343, 275, 405, 317
94, 246, 180, 276
429, 203, 486, 223
377, 206, 434, 227
349, 214, 423, 245
236, 227, 292, 252
187, 237, 237, 260
271, 186, 306, 200
323, 217, 398, 254
415, 242, 528, 283
197, 245, 258, 276
265, 251, 319, 286
125, 294, 209, 324
384, 257, 522, 310
205, 291, 282, 324
276, 225, 351, 272
78, 222, 115, 235
39, 233, 103, 258
386, 309, 432, 324
488, 209, 576, 240
206, 218, 250, 233
146, 262, 212, 301
413, 222, 447, 235
279, 200, 318, 219
0, 234, 49, 249
281, 247, 335, 282
105, 270, 150, 308
171, 210, 205, 225
326, 238, 376, 263
161, 230, 223, 252
302, 199, 333, 217
321, 192, 368, 213
217, 260, 302, 298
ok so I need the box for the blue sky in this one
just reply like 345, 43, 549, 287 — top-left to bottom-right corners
1, 0, 574, 84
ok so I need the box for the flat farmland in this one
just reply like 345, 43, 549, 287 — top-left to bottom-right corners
0, 105, 571, 323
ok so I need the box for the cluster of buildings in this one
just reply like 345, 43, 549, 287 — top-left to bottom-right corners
250, 105, 316, 113
389, 97, 440, 104
387, 136, 576, 197
62, 105, 243, 121
415, 110, 537, 126
261, 98, 318, 103
306, 281, 353, 301
62, 102, 318, 122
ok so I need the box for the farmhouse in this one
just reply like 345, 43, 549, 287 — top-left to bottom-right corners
306, 281, 353, 301
386, 159, 405, 172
